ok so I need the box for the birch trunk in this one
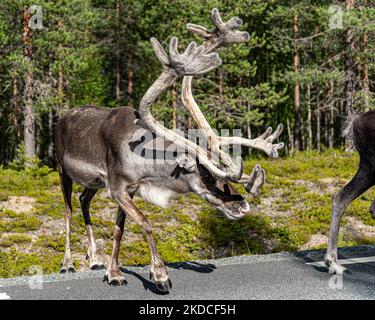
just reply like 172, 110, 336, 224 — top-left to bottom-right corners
23, 6, 36, 159
293, 14, 302, 151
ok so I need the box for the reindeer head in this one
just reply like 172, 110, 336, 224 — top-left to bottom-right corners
175, 154, 265, 221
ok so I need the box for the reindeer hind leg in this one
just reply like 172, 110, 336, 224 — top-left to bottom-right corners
60, 170, 75, 273
79, 188, 105, 270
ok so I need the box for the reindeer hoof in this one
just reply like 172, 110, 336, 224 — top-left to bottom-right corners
103, 271, 127, 286
150, 272, 172, 293
109, 278, 127, 286
156, 280, 172, 293
328, 263, 348, 275
324, 253, 348, 275
60, 266, 75, 274
90, 263, 105, 271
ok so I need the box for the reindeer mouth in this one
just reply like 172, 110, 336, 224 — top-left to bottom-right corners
219, 201, 250, 221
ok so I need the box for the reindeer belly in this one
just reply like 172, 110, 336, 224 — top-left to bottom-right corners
62, 155, 107, 189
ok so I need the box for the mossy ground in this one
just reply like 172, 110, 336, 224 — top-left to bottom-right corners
1, 149, 375, 278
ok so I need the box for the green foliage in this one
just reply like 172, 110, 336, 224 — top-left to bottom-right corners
1, 150, 375, 278
8, 144, 52, 176
0, 1, 374, 164
8, 144, 29, 171
0, 211, 41, 233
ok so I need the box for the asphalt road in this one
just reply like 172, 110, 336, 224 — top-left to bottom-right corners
1, 246, 375, 300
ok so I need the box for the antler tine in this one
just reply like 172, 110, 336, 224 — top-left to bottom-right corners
186, 8, 250, 53
211, 8, 225, 30
185, 24, 211, 39
150, 37, 169, 66
220, 125, 285, 158
240, 165, 267, 198
150, 37, 222, 77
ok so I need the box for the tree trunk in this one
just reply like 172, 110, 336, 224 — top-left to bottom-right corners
363, 1, 369, 111
5, 98, 11, 161
12, 77, 20, 145
57, 62, 63, 114
57, 21, 64, 116
115, 0, 121, 104
219, 70, 224, 104
344, 0, 356, 150
23, 6, 36, 159
127, 52, 134, 107
24, 74, 35, 158
344, 0, 356, 117
0, 78, 2, 161
316, 84, 321, 152
247, 103, 251, 140
293, 14, 302, 151
172, 83, 177, 129
324, 111, 328, 147
287, 118, 294, 155
246, 103, 252, 156
329, 79, 335, 148
48, 108, 55, 161
307, 84, 312, 151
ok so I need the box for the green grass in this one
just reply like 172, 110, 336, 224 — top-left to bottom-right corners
0, 149, 374, 278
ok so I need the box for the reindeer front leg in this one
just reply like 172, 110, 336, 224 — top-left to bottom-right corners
111, 191, 171, 292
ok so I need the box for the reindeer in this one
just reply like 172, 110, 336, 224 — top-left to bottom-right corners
55, 8, 284, 292
325, 111, 375, 275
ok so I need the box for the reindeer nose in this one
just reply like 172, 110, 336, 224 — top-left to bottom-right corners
239, 201, 250, 214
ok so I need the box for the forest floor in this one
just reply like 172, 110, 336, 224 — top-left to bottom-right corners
1, 150, 375, 278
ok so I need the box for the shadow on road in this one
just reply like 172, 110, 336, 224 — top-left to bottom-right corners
168, 261, 217, 273
293, 251, 329, 273
120, 268, 170, 295
292, 246, 375, 275
119, 261, 216, 295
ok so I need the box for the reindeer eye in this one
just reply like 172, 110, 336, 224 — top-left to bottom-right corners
224, 184, 231, 194
198, 164, 215, 184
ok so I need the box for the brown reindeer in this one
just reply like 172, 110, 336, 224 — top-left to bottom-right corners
55, 8, 284, 292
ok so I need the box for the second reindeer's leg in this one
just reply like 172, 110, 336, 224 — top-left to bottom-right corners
115, 192, 171, 292
105, 206, 127, 286
325, 161, 374, 274
59, 170, 75, 273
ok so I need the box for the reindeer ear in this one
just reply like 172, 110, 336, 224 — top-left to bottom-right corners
176, 154, 196, 172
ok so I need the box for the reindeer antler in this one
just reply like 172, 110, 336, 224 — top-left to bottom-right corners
138, 8, 284, 189
150, 37, 221, 77
181, 8, 284, 188
187, 8, 250, 52
138, 37, 243, 181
